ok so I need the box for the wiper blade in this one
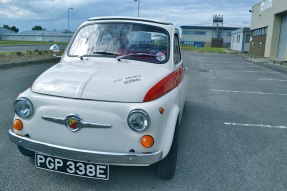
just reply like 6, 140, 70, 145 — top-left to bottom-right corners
116, 53, 156, 61
78, 51, 117, 60
93, 51, 116, 55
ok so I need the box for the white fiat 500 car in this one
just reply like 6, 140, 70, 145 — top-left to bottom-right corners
9, 17, 188, 180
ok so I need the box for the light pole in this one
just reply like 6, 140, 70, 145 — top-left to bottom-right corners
68, 7, 73, 32
134, 0, 139, 17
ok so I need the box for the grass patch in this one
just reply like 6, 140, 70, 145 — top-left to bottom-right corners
0, 49, 63, 64
0, 40, 68, 45
181, 45, 226, 53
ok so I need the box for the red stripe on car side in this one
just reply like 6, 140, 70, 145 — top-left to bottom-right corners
143, 64, 185, 102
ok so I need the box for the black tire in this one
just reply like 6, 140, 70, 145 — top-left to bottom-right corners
157, 120, 180, 180
18, 146, 35, 158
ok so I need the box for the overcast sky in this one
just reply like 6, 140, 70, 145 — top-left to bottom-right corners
0, 0, 261, 32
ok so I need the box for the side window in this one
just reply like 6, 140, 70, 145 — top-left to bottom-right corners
174, 34, 181, 64
245, 34, 250, 43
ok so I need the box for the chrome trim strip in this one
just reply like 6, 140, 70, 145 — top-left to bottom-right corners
41, 116, 66, 125
41, 114, 112, 128
9, 130, 162, 165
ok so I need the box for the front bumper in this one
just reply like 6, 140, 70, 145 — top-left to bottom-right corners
9, 129, 162, 166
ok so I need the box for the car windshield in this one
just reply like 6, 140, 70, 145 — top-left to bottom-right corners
69, 23, 170, 64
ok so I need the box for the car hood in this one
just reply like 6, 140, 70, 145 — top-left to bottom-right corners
31, 60, 170, 102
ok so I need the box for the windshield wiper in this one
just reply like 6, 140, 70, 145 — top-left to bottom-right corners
93, 51, 116, 55
78, 51, 117, 60
116, 53, 156, 61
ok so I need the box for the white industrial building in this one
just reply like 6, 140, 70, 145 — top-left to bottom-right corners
230, 28, 250, 52
181, 26, 240, 48
1, 30, 73, 43
250, 0, 287, 61
0, 27, 15, 39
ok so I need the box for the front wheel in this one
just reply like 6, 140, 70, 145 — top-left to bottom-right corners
157, 121, 180, 180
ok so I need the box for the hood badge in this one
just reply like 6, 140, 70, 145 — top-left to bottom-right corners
66, 114, 81, 132
41, 114, 112, 132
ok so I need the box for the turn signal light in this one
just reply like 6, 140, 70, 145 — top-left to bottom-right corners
13, 119, 23, 131
159, 107, 165, 114
141, 135, 154, 148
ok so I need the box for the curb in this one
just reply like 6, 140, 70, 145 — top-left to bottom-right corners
239, 53, 287, 68
0, 44, 51, 47
0, 58, 61, 69
0, 44, 68, 47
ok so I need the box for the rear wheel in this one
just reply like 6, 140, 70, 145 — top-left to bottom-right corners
157, 121, 180, 180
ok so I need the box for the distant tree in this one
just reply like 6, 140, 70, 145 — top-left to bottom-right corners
32, 25, 44, 30
3, 24, 9, 29
10, 26, 19, 33
3, 24, 19, 33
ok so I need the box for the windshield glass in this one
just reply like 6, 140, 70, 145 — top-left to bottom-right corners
69, 23, 170, 64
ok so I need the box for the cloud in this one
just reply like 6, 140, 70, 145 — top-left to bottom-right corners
0, 0, 259, 32
0, 0, 12, 3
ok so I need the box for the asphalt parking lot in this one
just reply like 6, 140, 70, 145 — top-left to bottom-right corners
1, 51, 287, 190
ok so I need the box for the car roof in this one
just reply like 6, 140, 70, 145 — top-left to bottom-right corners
88, 16, 173, 26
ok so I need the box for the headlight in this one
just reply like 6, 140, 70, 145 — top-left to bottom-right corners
127, 109, 150, 132
13, 98, 34, 118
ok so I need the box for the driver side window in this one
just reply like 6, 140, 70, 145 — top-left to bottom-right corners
174, 34, 181, 64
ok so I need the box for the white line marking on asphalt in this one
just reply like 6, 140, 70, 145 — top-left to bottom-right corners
202, 64, 259, 68
258, 78, 287, 82
209, 77, 287, 82
211, 89, 287, 96
204, 60, 246, 63
209, 77, 242, 79
224, 122, 287, 129
209, 70, 279, 73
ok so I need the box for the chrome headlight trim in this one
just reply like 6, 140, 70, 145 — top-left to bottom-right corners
13, 97, 34, 119
127, 109, 151, 132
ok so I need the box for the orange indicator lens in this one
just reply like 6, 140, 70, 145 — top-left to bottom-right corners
141, 135, 154, 148
13, 119, 23, 131
159, 107, 165, 114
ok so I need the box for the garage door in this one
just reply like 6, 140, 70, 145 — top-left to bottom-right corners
278, 13, 287, 59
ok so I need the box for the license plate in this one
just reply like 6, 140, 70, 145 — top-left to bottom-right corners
35, 153, 109, 180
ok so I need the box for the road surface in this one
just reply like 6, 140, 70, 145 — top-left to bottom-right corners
1, 51, 287, 190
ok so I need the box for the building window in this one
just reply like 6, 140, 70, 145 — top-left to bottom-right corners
226, 32, 231, 36
181, 41, 194, 45
236, 34, 241, 43
252, 27, 267, 36
182, 30, 206, 35
245, 34, 250, 43
181, 41, 205, 47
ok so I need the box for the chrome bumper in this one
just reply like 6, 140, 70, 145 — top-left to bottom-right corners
9, 130, 162, 166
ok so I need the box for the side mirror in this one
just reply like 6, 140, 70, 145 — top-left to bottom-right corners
50, 44, 61, 57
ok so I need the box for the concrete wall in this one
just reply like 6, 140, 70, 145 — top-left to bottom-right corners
1, 30, 73, 42
250, 0, 287, 60
2, 35, 72, 42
